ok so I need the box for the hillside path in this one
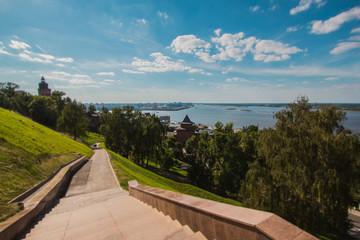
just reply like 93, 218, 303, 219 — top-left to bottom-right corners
65, 146, 120, 197
22, 145, 205, 240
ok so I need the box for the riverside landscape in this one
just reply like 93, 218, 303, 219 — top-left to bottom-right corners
96, 103, 360, 133
1, 0, 360, 239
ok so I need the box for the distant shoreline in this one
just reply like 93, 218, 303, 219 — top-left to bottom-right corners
204, 103, 360, 112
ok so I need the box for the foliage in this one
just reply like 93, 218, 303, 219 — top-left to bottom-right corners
0, 82, 19, 110
13, 92, 33, 116
57, 100, 89, 140
105, 144, 243, 207
244, 97, 360, 235
88, 104, 97, 114
100, 106, 165, 166
29, 95, 59, 128
0, 107, 92, 222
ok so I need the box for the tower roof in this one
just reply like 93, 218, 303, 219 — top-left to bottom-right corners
182, 115, 194, 124
41, 76, 45, 81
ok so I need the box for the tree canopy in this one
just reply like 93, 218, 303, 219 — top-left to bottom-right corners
244, 96, 360, 235
57, 100, 89, 140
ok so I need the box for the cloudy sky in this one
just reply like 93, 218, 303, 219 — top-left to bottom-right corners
0, 0, 359, 103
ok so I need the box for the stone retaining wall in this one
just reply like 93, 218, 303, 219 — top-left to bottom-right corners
0, 156, 87, 240
128, 180, 318, 240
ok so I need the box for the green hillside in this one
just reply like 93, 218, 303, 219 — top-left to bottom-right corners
0, 107, 93, 222
106, 146, 243, 207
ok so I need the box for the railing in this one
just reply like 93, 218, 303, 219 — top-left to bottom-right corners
128, 180, 318, 240
0, 156, 88, 240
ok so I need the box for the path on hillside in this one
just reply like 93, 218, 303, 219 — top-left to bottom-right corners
65, 146, 120, 197
22, 146, 205, 240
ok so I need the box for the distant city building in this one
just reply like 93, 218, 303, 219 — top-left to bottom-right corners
159, 116, 170, 125
38, 76, 51, 96
174, 115, 196, 144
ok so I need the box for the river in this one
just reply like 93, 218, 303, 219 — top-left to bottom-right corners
141, 103, 360, 133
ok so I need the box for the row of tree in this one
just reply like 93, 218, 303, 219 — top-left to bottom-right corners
99, 105, 183, 169
0, 82, 89, 140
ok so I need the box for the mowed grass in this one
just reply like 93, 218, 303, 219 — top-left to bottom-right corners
81, 132, 105, 146
105, 145, 243, 207
0, 108, 93, 222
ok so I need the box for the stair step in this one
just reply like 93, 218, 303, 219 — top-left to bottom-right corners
184, 231, 207, 240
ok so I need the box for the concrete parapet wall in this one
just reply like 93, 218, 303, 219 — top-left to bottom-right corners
0, 156, 88, 240
128, 180, 318, 240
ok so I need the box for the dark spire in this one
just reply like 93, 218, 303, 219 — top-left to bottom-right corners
182, 115, 193, 124
41, 76, 45, 82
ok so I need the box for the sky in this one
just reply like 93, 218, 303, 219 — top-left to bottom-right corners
0, 0, 359, 103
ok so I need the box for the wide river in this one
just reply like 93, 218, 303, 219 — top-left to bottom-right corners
141, 104, 360, 134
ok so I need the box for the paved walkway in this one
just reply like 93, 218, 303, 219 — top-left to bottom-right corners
350, 209, 360, 239
22, 147, 205, 240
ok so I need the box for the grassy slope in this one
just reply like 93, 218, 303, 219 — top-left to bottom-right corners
105, 146, 243, 207
81, 132, 105, 146
0, 107, 93, 221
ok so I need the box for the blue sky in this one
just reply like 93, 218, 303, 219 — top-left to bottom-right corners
0, 0, 359, 103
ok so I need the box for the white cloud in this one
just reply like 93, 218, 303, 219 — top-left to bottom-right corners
270, 4, 278, 11
311, 6, 360, 34
96, 72, 115, 76
302, 81, 309, 84
330, 42, 360, 54
349, 35, 360, 41
214, 28, 222, 37
56, 63, 65, 67
104, 79, 116, 82
225, 77, 251, 83
0, 42, 12, 55
9, 40, 31, 50
249, 5, 260, 13
170, 35, 213, 62
276, 84, 286, 88
46, 71, 95, 85
56, 57, 74, 63
170, 35, 211, 54
18, 52, 50, 63
287, 26, 299, 32
253, 40, 303, 62
325, 77, 339, 81
171, 31, 302, 63
157, 11, 168, 20
122, 69, 145, 74
130, 52, 211, 75
212, 33, 256, 61
137, 18, 147, 24
351, 27, 360, 34
290, 0, 326, 15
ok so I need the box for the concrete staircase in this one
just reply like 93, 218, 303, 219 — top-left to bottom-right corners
22, 188, 206, 240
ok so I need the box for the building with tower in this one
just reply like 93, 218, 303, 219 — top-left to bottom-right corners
38, 76, 51, 96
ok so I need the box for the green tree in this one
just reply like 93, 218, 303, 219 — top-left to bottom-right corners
244, 97, 360, 235
57, 100, 89, 140
0, 82, 19, 110
13, 92, 33, 116
51, 90, 66, 114
88, 104, 97, 114
29, 96, 58, 127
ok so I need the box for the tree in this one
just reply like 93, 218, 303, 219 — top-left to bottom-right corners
51, 90, 66, 114
88, 104, 97, 114
57, 100, 89, 140
13, 92, 33, 116
29, 96, 58, 127
244, 97, 360, 235
0, 82, 19, 110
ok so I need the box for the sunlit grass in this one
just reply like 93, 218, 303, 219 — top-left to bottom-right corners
104, 145, 243, 207
81, 131, 105, 146
0, 108, 93, 222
